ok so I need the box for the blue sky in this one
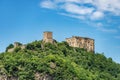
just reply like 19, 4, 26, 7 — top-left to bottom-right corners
0, 0, 120, 63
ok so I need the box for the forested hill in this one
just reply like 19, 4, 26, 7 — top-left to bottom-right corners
0, 40, 120, 80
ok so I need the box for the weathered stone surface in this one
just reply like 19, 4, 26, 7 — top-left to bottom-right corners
0, 75, 7, 80
7, 48, 14, 52
7, 43, 26, 52
66, 36, 94, 53
43, 31, 54, 43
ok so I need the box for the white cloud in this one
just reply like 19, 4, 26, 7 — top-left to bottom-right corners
40, 0, 56, 9
54, 0, 81, 3
41, 0, 120, 17
40, 0, 120, 33
40, 0, 120, 20
63, 3, 94, 15
94, 0, 120, 15
59, 13, 85, 20
55, 0, 93, 3
91, 11, 104, 20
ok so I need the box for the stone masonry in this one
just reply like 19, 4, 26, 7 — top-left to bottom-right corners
7, 42, 25, 52
43, 31, 54, 43
66, 36, 94, 53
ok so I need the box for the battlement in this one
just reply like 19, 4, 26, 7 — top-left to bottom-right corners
66, 36, 94, 53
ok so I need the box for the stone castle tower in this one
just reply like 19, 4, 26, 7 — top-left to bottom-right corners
43, 31, 54, 43
66, 36, 94, 53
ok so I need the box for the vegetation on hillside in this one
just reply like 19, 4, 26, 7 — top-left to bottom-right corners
0, 40, 120, 80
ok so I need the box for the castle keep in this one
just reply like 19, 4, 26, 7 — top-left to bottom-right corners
66, 36, 94, 52
43, 31, 54, 43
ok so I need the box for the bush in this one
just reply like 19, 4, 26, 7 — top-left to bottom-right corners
6, 44, 14, 52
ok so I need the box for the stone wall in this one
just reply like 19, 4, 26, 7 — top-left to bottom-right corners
66, 36, 94, 53
7, 42, 25, 52
43, 31, 54, 43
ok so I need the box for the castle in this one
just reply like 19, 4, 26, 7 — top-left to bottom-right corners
43, 31, 94, 52
66, 36, 94, 52
7, 42, 25, 52
7, 31, 95, 53
43, 31, 54, 43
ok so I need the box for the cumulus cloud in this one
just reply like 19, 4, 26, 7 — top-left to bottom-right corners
62, 3, 94, 15
40, 0, 120, 33
91, 11, 104, 20
94, 0, 120, 15
40, 0, 120, 20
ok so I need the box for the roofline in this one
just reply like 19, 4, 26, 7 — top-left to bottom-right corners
66, 36, 94, 40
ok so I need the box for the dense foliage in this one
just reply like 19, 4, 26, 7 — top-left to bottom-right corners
6, 44, 14, 52
0, 40, 120, 80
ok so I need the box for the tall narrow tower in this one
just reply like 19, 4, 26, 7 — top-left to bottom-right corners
43, 31, 53, 43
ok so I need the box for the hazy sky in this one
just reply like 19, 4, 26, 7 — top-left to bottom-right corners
0, 0, 120, 63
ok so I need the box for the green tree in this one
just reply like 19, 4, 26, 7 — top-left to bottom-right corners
6, 44, 14, 52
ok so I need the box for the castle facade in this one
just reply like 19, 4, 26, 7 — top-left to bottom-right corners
66, 36, 94, 52
43, 31, 54, 43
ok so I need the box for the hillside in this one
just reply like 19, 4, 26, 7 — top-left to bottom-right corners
0, 40, 120, 80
